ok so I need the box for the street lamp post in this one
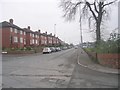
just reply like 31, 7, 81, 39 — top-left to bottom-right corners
54, 24, 56, 36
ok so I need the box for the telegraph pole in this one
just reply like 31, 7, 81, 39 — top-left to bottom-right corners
79, 5, 83, 47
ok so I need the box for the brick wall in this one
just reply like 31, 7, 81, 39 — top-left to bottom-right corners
97, 54, 120, 69
83, 48, 120, 69
2, 28, 10, 48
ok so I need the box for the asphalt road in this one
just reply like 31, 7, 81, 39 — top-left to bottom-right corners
2, 48, 118, 88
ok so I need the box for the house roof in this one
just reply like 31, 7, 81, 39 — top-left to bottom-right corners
0, 21, 23, 30
41, 33, 47, 36
23, 28, 34, 33
33, 31, 41, 35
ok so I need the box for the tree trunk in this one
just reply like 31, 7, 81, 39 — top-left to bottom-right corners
96, 4, 102, 45
96, 21, 101, 45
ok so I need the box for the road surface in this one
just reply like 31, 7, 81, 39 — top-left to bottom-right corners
2, 48, 118, 88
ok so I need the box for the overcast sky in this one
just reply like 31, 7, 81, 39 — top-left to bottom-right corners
0, 0, 118, 44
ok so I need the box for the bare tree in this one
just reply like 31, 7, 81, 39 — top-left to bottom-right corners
60, 0, 118, 44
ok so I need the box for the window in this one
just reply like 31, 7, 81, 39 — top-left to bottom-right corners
32, 34, 34, 37
20, 37, 23, 43
24, 32, 26, 35
35, 35, 38, 38
10, 28, 13, 32
24, 39, 26, 44
14, 29, 18, 33
30, 39, 32, 45
35, 40, 38, 44
30, 33, 31, 36
13, 36, 18, 43
20, 31, 23, 35
45, 40, 47, 44
32, 39, 34, 44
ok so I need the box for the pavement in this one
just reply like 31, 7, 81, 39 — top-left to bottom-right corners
77, 47, 119, 74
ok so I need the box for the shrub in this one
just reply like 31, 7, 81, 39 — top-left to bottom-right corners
84, 39, 119, 54
26, 46, 33, 50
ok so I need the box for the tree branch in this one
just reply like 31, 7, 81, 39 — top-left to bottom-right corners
75, 2, 84, 8
94, 2, 99, 13
102, 0, 118, 8
86, 2, 97, 21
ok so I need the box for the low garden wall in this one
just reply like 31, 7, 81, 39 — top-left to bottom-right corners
97, 54, 120, 69
83, 48, 120, 69
7, 50, 35, 54
2, 47, 44, 54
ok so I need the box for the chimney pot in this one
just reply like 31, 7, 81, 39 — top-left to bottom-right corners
28, 26, 30, 30
38, 30, 41, 33
9, 19, 13, 24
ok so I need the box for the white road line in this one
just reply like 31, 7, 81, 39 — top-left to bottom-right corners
77, 55, 87, 68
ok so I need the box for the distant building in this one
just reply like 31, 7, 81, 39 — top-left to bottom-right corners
82, 42, 95, 48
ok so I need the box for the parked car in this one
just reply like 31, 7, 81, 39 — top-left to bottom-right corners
50, 47, 56, 52
62, 47, 68, 50
42, 47, 52, 54
56, 47, 61, 51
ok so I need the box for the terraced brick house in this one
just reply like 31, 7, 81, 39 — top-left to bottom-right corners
52, 35, 57, 46
34, 31, 40, 46
0, 19, 26, 48
40, 32, 47, 46
47, 33, 53, 46
24, 26, 35, 47
1, 19, 64, 49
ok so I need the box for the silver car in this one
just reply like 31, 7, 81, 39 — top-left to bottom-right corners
42, 47, 52, 54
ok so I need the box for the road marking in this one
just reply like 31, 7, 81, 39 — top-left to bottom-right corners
77, 55, 87, 68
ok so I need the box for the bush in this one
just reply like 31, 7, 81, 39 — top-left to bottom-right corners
84, 39, 119, 54
26, 46, 33, 50
97, 40, 119, 53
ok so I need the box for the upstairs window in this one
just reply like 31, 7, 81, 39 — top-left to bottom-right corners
24, 32, 26, 35
32, 34, 34, 37
35, 35, 38, 38
20, 31, 23, 35
30, 33, 32, 37
10, 28, 13, 32
14, 29, 18, 33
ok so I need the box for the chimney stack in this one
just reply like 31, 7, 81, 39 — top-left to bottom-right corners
9, 19, 13, 24
38, 30, 41, 33
28, 26, 30, 30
